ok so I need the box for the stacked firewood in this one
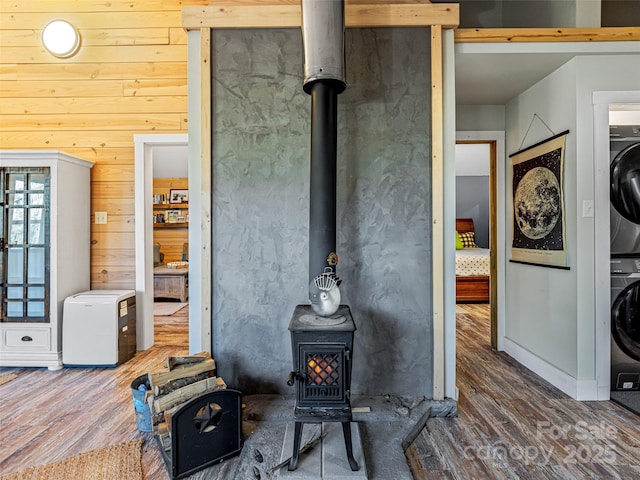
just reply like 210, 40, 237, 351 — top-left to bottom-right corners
143, 352, 227, 449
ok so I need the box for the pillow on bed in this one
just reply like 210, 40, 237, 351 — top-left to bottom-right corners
459, 231, 478, 248
455, 231, 464, 250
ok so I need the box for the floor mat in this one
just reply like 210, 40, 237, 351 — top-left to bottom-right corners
153, 302, 187, 316
610, 390, 640, 417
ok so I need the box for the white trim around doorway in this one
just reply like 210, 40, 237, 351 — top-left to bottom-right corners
134, 133, 189, 350
593, 90, 640, 401
456, 130, 506, 350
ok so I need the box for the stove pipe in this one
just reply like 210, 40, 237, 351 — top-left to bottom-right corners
302, 0, 346, 315
301, 0, 346, 94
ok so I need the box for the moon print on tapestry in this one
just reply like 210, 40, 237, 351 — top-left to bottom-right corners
510, 131, 569, 269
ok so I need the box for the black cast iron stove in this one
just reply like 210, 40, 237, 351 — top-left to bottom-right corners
284, 0, 359, 473
287, 305, 358, 471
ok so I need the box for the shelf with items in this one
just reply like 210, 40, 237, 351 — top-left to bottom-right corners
153, 202, 188, 209
153, 178, 188, 263
153, 204, 188, 228
153, 222, 188, 228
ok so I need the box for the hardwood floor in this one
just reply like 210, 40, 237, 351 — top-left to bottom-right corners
153, 303, 189, 349
0, 304, 189, 479
2, 303, 639, 479
407, 303, 640, 479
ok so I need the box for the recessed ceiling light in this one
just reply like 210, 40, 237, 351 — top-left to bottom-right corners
42, 20, 80, 58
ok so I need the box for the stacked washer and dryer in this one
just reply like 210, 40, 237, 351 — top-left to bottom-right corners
610, 125, 640, 394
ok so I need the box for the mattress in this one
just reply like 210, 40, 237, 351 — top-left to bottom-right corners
456, 248, 490, 276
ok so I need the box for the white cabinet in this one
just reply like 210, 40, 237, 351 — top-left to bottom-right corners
0, 151, 93, 370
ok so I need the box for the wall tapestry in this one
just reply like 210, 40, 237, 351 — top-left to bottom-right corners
510, 130, 570, 270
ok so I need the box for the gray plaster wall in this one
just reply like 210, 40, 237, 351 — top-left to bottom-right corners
211, 28, 432, 397
456, 176, 490, 248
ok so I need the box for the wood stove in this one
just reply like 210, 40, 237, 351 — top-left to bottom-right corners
285, 0, 359, 472
287, 304, 359, 471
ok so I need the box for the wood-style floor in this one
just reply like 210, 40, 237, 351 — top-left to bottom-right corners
407, 303, 640, 479
0, 303, 189, 479
2, 303, 639, 479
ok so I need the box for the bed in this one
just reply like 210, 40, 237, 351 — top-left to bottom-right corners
456, 218, 490, 303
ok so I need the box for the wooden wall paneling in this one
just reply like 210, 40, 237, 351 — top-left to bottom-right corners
16, 62, 187, 80
91, 198, 135, 216
153, 177, 188, 192
0, 0, 212, 13
91, 215, 135, 233
1, 45, 187, 64
60, 148, 135, 162
90, 265, 136, 287
2, 96, 188, 115
122, 79, 188, 97
0, 28, 171, 47
0, 113, 183, 131
0, 12, 183, 30
91, 164, 135, 181
1, 80, 125, 97
153, 228, 188, 241
0, 0, 202, 289
153, 231, 188, 264
92, 182, 135, 199
91, 248, 135, 266
91, 231, 135, 249
0, 131, 151, 149
0, 64, 17, 80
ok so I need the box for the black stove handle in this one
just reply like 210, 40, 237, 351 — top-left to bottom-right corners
287, 371, 304, 386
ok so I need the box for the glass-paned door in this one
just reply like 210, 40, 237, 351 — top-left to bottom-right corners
0, 168, 50, 323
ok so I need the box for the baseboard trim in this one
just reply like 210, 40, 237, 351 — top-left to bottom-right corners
503, 337, 600, 401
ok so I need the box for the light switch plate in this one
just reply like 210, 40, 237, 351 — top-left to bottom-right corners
582, 200, 594, 218
95, 211, 107, 224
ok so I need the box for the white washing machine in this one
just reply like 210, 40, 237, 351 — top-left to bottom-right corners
610, 258, 640, 390
62, 290, 136, 367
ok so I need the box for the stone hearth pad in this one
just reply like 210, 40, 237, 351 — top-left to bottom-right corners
180, 394, 456, 480
276, 422, 367, 480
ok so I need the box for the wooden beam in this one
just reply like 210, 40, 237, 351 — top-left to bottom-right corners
183, 4, 298, 29
348, 3, 458, 28
455, 27, 640, 43
200, 27, 213, 354
431, 23, 444, 401
489, 141, 498, 350
182, 2, 459, 30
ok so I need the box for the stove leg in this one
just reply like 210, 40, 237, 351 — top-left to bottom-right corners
288, 422, 303, 471
341, 421, 359, 471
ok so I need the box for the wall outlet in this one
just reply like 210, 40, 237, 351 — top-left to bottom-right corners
95, 211, 108, 224
582, 200, 594, 218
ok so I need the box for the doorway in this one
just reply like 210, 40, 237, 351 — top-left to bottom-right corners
456, 131, 506, 350
593, 93, 640, 400
151, 145, 189, 340
133, 133, 189, 351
